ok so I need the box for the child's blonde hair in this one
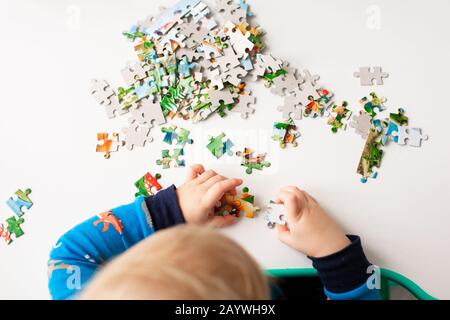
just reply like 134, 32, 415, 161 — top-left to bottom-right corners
80, 225, 270, 299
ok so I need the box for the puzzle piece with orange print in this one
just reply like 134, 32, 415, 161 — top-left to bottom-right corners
93, 211, 123, 235
96, 133, 123, 159
214, 187, 260, 218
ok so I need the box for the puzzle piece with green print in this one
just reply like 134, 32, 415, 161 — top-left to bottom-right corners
156, 149, 185, 169
6, 188, 33, 217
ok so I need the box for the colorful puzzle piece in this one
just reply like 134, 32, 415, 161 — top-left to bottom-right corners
236, 147, 271, 174
156, 149, 186, 169
0, 224, 12, 244
359, 92, 386, 118
135, 172, 162, 197
206, 133, 234, 158
6, 188, 33, 217
271, 118, 300, 148
96, 133, 122, 159
161, 125, 194, 147
215, 187, 260, 218
6, 216, 25, 238
327, 101, 352, 133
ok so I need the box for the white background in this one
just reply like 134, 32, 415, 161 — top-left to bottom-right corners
0, 0, 449, 299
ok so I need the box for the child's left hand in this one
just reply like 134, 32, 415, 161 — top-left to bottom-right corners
176, 164, 243, 227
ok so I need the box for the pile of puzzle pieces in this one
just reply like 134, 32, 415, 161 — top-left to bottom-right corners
1, 188, 33, 245
90, 0, 428, 183
89, 0, 337, 159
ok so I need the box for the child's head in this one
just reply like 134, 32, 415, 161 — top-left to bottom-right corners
80, 225, 270, 299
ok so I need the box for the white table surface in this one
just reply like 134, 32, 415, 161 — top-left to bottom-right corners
0, 0, 449, 299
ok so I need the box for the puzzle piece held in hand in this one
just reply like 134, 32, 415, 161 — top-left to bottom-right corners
215, 187, 259, 218
206, 133, 234, 158
156, 149, 186, 169
6, 189, 33, 217
135, 172, 162, 197
354, 67, 389, 86
264, 203, 286, 229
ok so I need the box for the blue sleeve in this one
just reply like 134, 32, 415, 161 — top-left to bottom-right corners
308, 235, 382, 300
48, 185, 184, 300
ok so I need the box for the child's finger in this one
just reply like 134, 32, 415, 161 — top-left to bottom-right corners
202, 174, 227, 188
205, 178, 243, 204
208, 215, 238, 228
277, 190, 301, 223
186, 164, 205, 181
196, 169, 218, 183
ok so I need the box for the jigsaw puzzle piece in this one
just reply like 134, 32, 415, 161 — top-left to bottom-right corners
96, 133, 122, 159
135, 172, 162, 197
264, 204, 286, 229
354, 67, 389, 86
156, 149, 186, 169
0, 224, 12, 244
6, 189, 33, 217
207, 133, 234, 158
6, 216, 25, 238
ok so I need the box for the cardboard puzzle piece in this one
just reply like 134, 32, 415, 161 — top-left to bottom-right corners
304, 88, 334, 118
207, 133, 234, 158
161, 125, 194, 147
121, 61, 148, 86
236, 147, 271, 174
207, 89, 238, 108
96, 133, 123, 159
129, 97, 166, 127
277, 93, 303, 120
135, 172, 162, 197
215, 187, 259, 218
350, 111, 373, 139
156, 149, 186, 169
232, 91, 256, 119
90, 79, 125, 119
122, 121, 152, 150
272, 119, 300, 148
6, 216, 25, 238
392, 127, 429, 147
264, 203, 286, 229
354, 67, 389, 86
6, 189, 33, 217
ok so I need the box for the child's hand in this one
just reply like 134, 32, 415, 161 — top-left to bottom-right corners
176, 164, 243, 227
276, 186, 351, 258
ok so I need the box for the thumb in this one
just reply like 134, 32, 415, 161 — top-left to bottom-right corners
277, 224, 294, 247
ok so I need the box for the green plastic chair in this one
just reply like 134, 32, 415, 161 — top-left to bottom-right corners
266, 268, 437, 300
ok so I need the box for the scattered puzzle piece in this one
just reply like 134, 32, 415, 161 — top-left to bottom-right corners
161, 125, 194, 147
354, 67, 389, 86
6, 216, 25, 238
96, 133, 122, 159
135, 172, 162, 197
357, 129, 383, 183
236, 147, 271, 174
206, 133, 234, 158
272, 118, 300, 148
156, 149, 186, 169
0, 224, 12, 244
6, 189, 33, 217
327, 101, 352, 133
350, 111, 373, 139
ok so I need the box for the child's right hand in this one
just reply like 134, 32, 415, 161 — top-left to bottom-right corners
276, 187, 351, 258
